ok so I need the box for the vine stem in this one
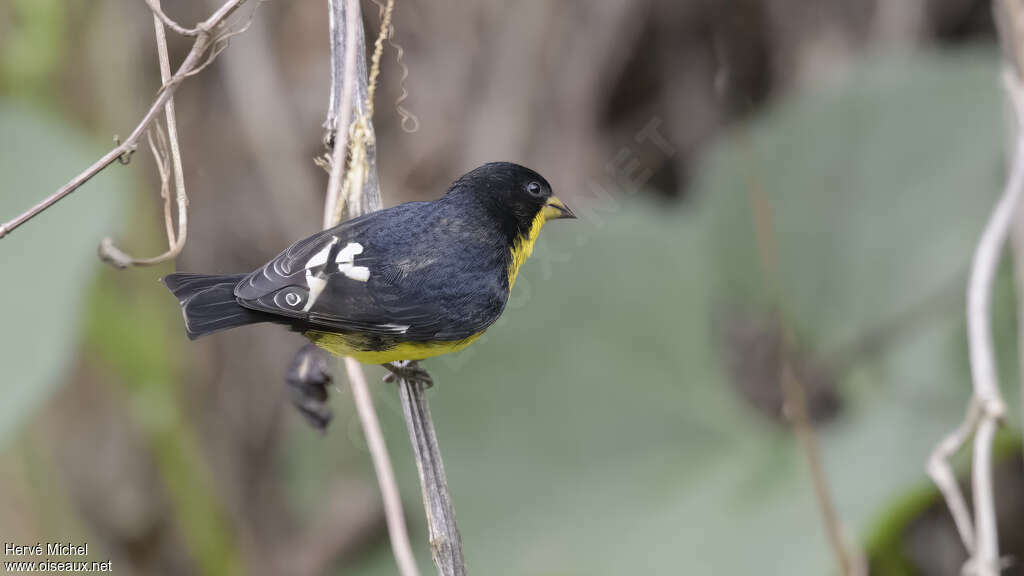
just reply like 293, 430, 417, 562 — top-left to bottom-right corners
322, 1, 465, 573
322, 1, 422, 574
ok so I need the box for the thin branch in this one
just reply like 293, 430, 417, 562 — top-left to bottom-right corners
996, 0, 1024, 544
964, 67, 1021, 574
929, 60, 1024, 575
743, 138, 861, 576
148, 124, 176, 245
319, 1, 420, 575
927, 399, 981, 554
143, 0, 201, 37
397, 380, 464, 576
358, 1, 465, 567
323, 0, 360, 230
0, 0, 251, 240
780, 362, 860, 576
345, 358, 420, 576
100, 2, 190, 267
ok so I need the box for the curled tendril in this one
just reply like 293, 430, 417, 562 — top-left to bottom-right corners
369, 0, 419, 133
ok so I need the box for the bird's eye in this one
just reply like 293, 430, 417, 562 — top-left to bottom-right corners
526, 181, 543, 197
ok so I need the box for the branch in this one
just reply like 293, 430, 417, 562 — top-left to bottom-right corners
143, 0, 202, 37
397, 380, 464, 575
320, 1, 465, 573
780, 360, 860, 576
963, 66, 1021, 574
928, 41, 1024, 574
0, 0, 251, 240
997, 0, 1024, 544
100, 1, 190, 267
317, 1, 420, 575
346, 358, 420, 576
323, 0, 361, 230
743, 140, 862, 576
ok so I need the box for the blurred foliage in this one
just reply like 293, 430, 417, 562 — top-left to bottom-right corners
346, 49, 1021, 575
83, 269, 243, 576
0, 100, 124, 442
0, 0, 66, 106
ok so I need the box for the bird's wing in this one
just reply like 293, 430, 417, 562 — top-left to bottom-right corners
233, 202, 504, 340
233, 217, 370, 304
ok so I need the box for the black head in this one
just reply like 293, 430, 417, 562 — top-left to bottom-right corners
448, 162, 575, 241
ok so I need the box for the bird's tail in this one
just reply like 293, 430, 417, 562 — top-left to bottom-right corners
162, 273, 268, 340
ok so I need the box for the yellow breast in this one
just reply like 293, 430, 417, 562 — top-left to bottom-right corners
508, 209, 550, 288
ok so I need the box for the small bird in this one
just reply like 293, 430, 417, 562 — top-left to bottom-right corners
163, 162, 575, 380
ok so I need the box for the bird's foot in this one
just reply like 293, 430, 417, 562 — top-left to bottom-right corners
383, 360, 434, 389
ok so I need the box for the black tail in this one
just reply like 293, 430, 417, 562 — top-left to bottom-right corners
162, 273, 268, 340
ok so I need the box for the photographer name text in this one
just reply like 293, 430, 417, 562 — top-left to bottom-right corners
5, 543, 88, 557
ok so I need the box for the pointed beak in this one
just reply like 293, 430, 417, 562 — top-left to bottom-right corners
542, 196, 577, 220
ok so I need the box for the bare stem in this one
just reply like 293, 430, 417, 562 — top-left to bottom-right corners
743, 138, 860, 576
0, 0, 250, 240
320, 1, 420, 575
963, 69, 1022, 572
100, 0, 190, 267
345, 358, 419, 576
323, 0, 360, 230
397, 380, 464, 576
144, 0, 202, 37
321, 1, 463, 573
780, 363, 858, 576
996, 0, 1024, 553
929, 61, 1024, 575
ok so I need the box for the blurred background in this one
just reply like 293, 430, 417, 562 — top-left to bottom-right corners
1, 0, 1023, 574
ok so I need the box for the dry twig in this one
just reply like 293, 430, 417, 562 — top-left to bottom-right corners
397, 379, 464, 575
100, 0, 190, 267
0, 0, 252, 241
319, 1, 420, 575
744, 141, 862, 576
926, 4, 1024, 572
321, 1, 464, 573
996, 0, 1024, 533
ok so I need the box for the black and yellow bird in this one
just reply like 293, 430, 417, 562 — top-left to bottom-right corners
162, 162, 575, 377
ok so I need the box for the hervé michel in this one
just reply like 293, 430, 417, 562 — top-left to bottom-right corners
4, 542, 88, 556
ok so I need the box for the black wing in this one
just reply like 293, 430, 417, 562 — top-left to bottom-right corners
233, 201, 509, 341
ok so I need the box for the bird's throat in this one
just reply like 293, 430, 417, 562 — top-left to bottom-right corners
508, 210, 549, 288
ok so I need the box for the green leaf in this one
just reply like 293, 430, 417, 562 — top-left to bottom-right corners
0, 101, 125, 444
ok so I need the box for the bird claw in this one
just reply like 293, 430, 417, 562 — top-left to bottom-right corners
382, 360, 434, 388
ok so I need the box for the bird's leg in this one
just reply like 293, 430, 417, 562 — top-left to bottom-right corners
382, 360, 434, 389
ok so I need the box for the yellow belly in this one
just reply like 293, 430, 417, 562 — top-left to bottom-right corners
304, 330, 484, 364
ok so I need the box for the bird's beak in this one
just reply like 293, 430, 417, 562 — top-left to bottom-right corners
542, 196, 577, 220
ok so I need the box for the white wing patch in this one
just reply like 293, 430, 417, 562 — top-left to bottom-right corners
301, 240, 371, 313
336, 242, 363, 262
303, 276, 327, 312
335, 242, 370, 282
305, 237, 338, 269
302, 236, 339, 312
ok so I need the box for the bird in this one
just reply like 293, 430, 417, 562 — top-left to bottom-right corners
162, 162, 575, 382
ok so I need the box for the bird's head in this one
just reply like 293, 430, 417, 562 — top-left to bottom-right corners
450, 162, 576, 243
